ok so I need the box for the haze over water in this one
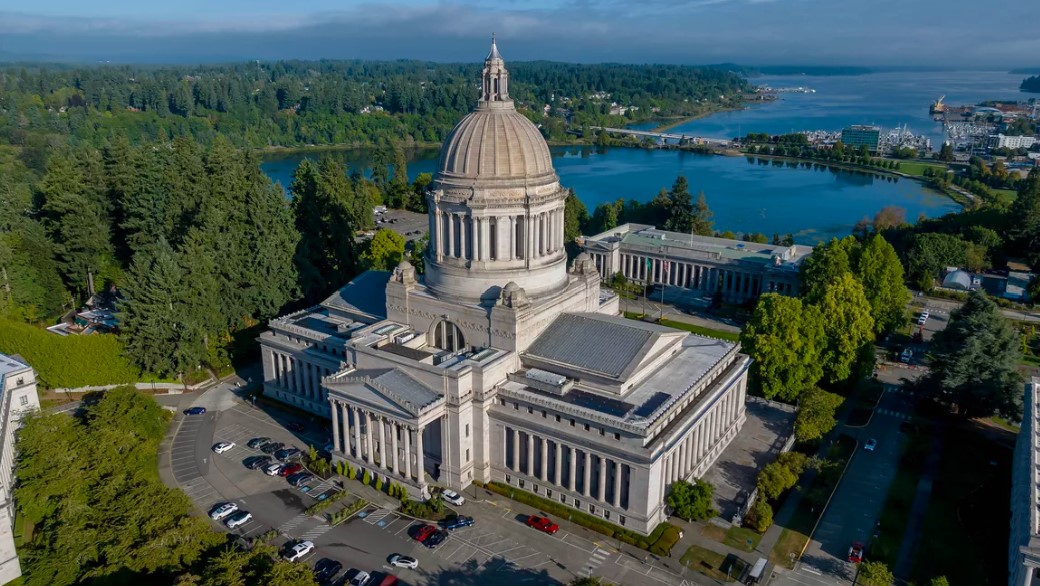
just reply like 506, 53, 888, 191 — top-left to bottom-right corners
261, 70, 1025, 243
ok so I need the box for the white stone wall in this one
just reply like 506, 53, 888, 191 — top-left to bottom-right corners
0, 359, 40, 585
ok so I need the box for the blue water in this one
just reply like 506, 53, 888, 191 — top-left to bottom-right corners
260, 70, 1023, 243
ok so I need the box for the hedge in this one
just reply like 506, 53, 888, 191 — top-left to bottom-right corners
329, 499, 367, 526
483, 481, 679, 554
0, 317, 142, 388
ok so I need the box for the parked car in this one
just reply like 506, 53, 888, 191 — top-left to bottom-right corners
275, 447, 302, 461
900, 348, 913, 363
441, 489, 465, 506
413, 524, 437, 543
349, 571, 371, 586
848, 541, 865, 563
864, 438, 878, 451
184, 406, 206, 415
442, 515, 474, 530
287, 421, 306, 432
209, 502, 238, 520
244, 455, 271, 470
225, 511, 252, 529
282, 540, 314, 562
261, 441, 285, 455
279, 463, 304, 477
212, 441, 235, 454
264, 463, 285, 476
525, 515, 559, 535
288, 472, 314, 487
388, 554, 418, 569
247, 437, 271, 449
313, 558, 343, 584
423, 529, 448, 548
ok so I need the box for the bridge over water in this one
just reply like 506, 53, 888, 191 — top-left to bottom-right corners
591, 126, 733, 146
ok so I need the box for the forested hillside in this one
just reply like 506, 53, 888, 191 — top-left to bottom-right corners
0, 60, 751, 150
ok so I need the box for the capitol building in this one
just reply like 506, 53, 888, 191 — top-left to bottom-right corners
260, 39, 749, 534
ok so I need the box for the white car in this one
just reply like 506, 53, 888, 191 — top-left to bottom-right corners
209, 502, 238, 520
264, 462, 284, 476
865, 438, 878, 451
441, 489, 465, 506
282, 540, 314, 562
389, 554, 419, 569
213, 441, 235, 454
225, 511, 252, 529
349, 571, 371, 586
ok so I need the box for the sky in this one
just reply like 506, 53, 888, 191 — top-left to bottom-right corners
0, 0, 1035, 67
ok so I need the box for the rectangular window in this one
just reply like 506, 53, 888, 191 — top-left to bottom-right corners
546, 489, 553, 498
575, 499, 582, 510
519, 479, 525, 489
542, 410, 547, 418
589, 504, 596, 515
584, 424, 590, 431
514, 403, 519, 410
500, 398, 506, 406
620, 516, 626, 526
570, 419, 575, 427
605, 511, 611, 520
527, 407, 533, 414
614, 433, 621, 440
465, 424, 470, 438
561, 494, 567, 504
465, 449, 470, 461
19, 395, 28, 406
555, 415, 561, 422
533, 485, 539, 494
599, 428, 605, 436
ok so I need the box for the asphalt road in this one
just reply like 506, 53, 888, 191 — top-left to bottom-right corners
164, 388, 695, 585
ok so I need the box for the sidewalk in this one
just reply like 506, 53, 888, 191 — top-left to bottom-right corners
892, 423, 946, 579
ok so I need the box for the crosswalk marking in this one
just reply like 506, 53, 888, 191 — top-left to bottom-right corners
578, 548, 610, 577
363, 508, 393, 525
299, 523, 330, 540
278, 513, 309, 533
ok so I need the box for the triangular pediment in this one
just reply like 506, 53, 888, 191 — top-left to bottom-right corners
326, 368, 444, 420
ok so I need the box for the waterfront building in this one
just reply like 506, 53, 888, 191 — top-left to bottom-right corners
840, 125, 881, 152
0, 354, 40, 585
1010, 377, 1040, 586
581, 224, 811, 304
989, 134, 1038, 150
259, 39, 749, 535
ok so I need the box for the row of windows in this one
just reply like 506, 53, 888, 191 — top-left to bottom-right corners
500, 398, 621, 440
505, 474, 626, 526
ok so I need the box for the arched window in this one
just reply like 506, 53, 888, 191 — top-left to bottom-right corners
432, 320, 466, 352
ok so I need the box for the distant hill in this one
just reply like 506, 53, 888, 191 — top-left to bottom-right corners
731, 65, 873, 76
1010, 68, 1040, 74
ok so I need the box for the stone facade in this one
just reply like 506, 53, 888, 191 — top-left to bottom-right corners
0, 354, 40, 585
1010, 377, 1040, 586
259, 39, 748, 535
582, 223, 811, 304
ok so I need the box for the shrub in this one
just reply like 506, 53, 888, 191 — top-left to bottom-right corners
305, 489, 348, 516
748, 499, 773, 532
398, 486, 409, 501
375, 477, 383, 492
0, 317, 142, 388
362, 469, 370, 485
329, 499, 367, 526
649, 525, 682, 557
667, 479, 716, 521
253, 529, 278, 545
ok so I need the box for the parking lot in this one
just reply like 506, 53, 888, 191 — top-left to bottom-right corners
163, 387, 694, 585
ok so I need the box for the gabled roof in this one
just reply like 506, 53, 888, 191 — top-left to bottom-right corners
523, 313, 684, 382
325, 368, 443, 419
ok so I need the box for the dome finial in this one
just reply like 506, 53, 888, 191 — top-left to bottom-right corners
487, 33, 502, 61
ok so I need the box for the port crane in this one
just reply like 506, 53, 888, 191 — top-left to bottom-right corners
930, 95, 946, 114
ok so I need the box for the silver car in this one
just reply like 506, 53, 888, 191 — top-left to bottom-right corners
389, 554, 418, 569
209, 502, 238, 520
225, 511, 252, 529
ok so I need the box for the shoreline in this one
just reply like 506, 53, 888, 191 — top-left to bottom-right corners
648, 107, 744, 134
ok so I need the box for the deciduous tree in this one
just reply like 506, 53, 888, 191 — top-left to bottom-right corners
794, 387, 844, 441
666, 479, 716, 521
818, 273, 875, 383
857, 234, 910, 335
361, 229, 406, 271
857, 561, 895, 586
741, 294, 825, 401
799, 236, 859, 303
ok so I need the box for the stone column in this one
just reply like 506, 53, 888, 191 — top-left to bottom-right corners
679, 441, 688, 478
512, 428, 521, 472
364, 410, 374, 463
613, 462, 623, 507
378, 416, 387, 470
331, 400, 341, 453
404, 426, 412, 480
554, 442, 562, 486
447, 212, 455, 258
583, 451, 592, 497
340, 403, 350, 455
508, 216, 515, 260
598, 457, 607, 502
460, 214, 468, 260
527, 433, 535, 477
352, 406, 362, 459
416, 426, 425, 483
569, 447, 577, 491
391, 421, 400, 474
540, 437, 549, 481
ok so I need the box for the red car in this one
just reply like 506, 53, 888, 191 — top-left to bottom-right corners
525, 515, 559, 535
848, 541, 865, 563
414, 524, 437, 543
279, 463, 304, 477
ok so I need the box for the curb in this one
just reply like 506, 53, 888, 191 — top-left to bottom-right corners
846, 383, 887, 429
797, 436, 859, 563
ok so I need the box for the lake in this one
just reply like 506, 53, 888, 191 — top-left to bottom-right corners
260, 70, 1021, 243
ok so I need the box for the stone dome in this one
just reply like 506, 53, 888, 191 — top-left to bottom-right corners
437, 104, 555, 182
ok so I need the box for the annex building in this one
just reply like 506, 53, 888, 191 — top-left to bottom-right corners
259, 39, 749, 534
582, 224, 810, 304
1009, 377, 1040, 586
0, 354, 40, 585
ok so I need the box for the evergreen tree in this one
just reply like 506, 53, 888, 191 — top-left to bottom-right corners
564, 188, 589, 243
799, 236, 858, 303
690, 191, 714, 236
857, 234, 910, 335
664, 175, 693, 233
292, 158, 359, 302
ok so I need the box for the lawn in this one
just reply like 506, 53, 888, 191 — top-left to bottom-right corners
870, 431, 930, 566
912, 425, 1012, 585
898, 161, 946, 177
723, 525, 763, 552
657, 318, 742, 343
680, 544, 731, 582
985, 416, 1021, 433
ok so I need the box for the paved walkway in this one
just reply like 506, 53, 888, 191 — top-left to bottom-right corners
892, 424, 946, 579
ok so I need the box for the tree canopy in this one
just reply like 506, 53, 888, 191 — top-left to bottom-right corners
666, 479, 716, 521
926, 290, 1022, 421
361, 229, 406, 271
857, 561, 895, 586
741, 294, 825, 401
817, 273, 875, 384
857, 234, 910, 335
794, 387, 844, 441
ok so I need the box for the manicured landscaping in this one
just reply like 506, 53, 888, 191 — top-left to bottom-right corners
483, 481, 680, 554
680, 544, 731, 582
897, 161, 946, 177
724, 525, 763, 552
657, 318, 741, 342
912, 425, 1012, 585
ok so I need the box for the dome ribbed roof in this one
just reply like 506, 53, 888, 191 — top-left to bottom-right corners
437, 105, 555, 181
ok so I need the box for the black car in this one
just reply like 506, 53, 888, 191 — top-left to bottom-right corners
247, 437, 271, 449
287, 421, 306, 432
442, 515, 474, 530
288, 472, 314, 487
423, 529, 448, 548
245, 455, 272, 470
275, 447, 302, 461
261, 441, 285, 455
313, 558, 342, 584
